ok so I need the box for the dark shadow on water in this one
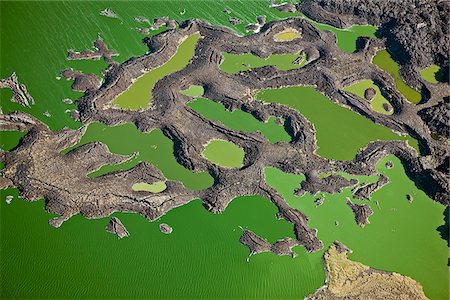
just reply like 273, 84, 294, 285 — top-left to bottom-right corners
436, 206, 449, 248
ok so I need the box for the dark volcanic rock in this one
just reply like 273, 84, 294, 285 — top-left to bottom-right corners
159, 223, 173, 234
106, 217, 129, 239
352, 175, 389, 200
364, 87, 376, 101
0, 73, 35, 107
239, 229, 298, 258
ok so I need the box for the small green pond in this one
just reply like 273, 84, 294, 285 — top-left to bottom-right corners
220, 51, 307, 74
180, 85, 204, 97
202, 139, 244, 168
113, 33, 200, 110
343, 79, 393, 115
132, 181, 167, 193
187, 97, 291, 143
300, 13, 377, 53
256, 86, 418, 160
373, 50, 422, 104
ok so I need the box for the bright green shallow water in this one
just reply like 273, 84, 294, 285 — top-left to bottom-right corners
256, 86, 419, 160
188, 97, 291, 143
0, 0, 296, 131
373, 50, 422, 104
343, 79, 393, 115
220, 51, 307, 74
265, 155, 448, 300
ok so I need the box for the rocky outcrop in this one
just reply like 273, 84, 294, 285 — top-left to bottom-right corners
352, 174, 389, 200
106, 217, 129, 239
68, 39, 118, 65
239, 229, 298, 258
0, 73, 35, 108
61, 69, 102, 92
159, 223, 173, 234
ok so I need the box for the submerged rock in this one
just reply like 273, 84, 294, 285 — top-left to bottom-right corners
5, 195, 13, 204
385, 161, 394, 169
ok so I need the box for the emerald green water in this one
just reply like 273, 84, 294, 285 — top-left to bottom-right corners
256, 86, 419, 160
202, 139, 245, 168
373, 50, 422, 104
114, 33, 200, 110
132, 181, 167, 193
181, 85, 205, 97
66, 122, 213, 190
188, 97, 291, 143
265, 155, 448, 300
343, 79, 393, 115
420, 65, 443, 84
220, 51, 307, 74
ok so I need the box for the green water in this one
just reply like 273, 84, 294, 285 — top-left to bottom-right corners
66, 122, 213, 190
181, 85, 205, 97
132, 181, 167, 193
114, 33, 200, 110
187, 97, 291, 143
265, 155, 448, 300
0, 0, 296, 131
299, 13, 377, 53
220, 51, 307, 74
343, 79, 393, 115
1, 1, 447, 299
256, 86, 418, 160
274, 29, 301, 41
0, 187, 327, 299
420, 65, 443, 84
373, 50, 422, 104
202, 139, 245, 168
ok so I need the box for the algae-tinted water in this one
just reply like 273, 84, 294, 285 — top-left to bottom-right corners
114, 33, 200, 110
343, 79, 393, 115
256, 86, 419, 160
373, 50, 422, 104
202, 139, 245, 168
265, 155, 449, 300
0, 0, 296, 130
132, 181, 167, 193
188, 97, 291, 143
67, 122, 213, 190
1, 187, 326, 299
220, 51, 307, 74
